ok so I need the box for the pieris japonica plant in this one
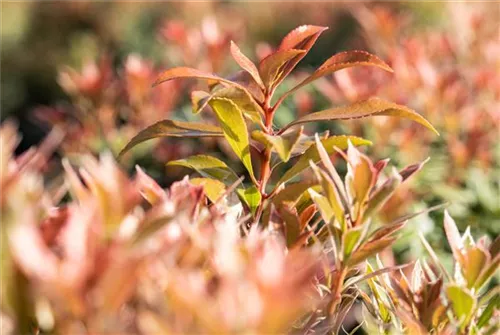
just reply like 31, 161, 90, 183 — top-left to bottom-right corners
5, 24, 498, 335
119, 25, 438, 222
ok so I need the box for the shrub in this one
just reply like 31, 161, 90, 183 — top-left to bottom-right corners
1, 24, 497, 335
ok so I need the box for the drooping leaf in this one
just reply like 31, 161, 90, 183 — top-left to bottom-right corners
446, 285, 476, 330
209, 98, 254, 179
154, 66, 244, 90
230, 41, 265, 89
251, 127, 303, 162
119, 120, 223, 158
258, 49, 306, 89
237, 185, 261, 215
280, 97, 439, 135
167, 155, 239, 184
286, 50, 393, 94
190, 178, 226, 203
277, 135, 372, 185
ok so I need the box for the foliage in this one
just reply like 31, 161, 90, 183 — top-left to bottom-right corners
1, 17, 498, 335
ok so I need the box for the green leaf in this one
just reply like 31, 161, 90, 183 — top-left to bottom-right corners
285, 50, 393, 95
343, 227, 364, 260
118, 120, 223, 158
310, 162, 345, 229
308, 188, 335, 224
209, 98, 255, 179
259, 49, 305, 89
446, 285, 476, 330
237, 185, 261, 215
230, 41, 265, 89
280, 97, 439, 135
477, 293, 499, 329
190, 178, 226, 203
167, 155, 239, 184
277, 135, 372, 185
251, 127, 302, 162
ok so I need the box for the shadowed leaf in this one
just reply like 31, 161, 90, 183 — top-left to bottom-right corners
167, 155, 239, 184
230, 41, 265, 89
190, 178, 226, 202
259, 49, 305, 89
119, 120, 223, 158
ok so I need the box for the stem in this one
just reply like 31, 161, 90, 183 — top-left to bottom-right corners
254, 89, 275, 223
328, 266, 347, 316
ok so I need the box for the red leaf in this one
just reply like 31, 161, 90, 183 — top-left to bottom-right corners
230, 41, 265, 89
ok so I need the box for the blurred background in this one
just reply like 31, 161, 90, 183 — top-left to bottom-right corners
1, 1, 499, 262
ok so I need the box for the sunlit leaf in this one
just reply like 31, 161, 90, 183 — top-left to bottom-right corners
274, 25, 328, 87
286, 50, 392, 95
280, 97, 439, 135
190, 178, 226, 202
310, 162, 345, 229
443, 210, 466, 266
237, 185, 261, 215
277, 135, 372, 185
209, 98, 254, 179
251, 127, 302, 162
343, 227, 364, 260
230, 41, 265, 89
446, 285, 476, 330
119, 120, 223, 158
308, 189, 334, 224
